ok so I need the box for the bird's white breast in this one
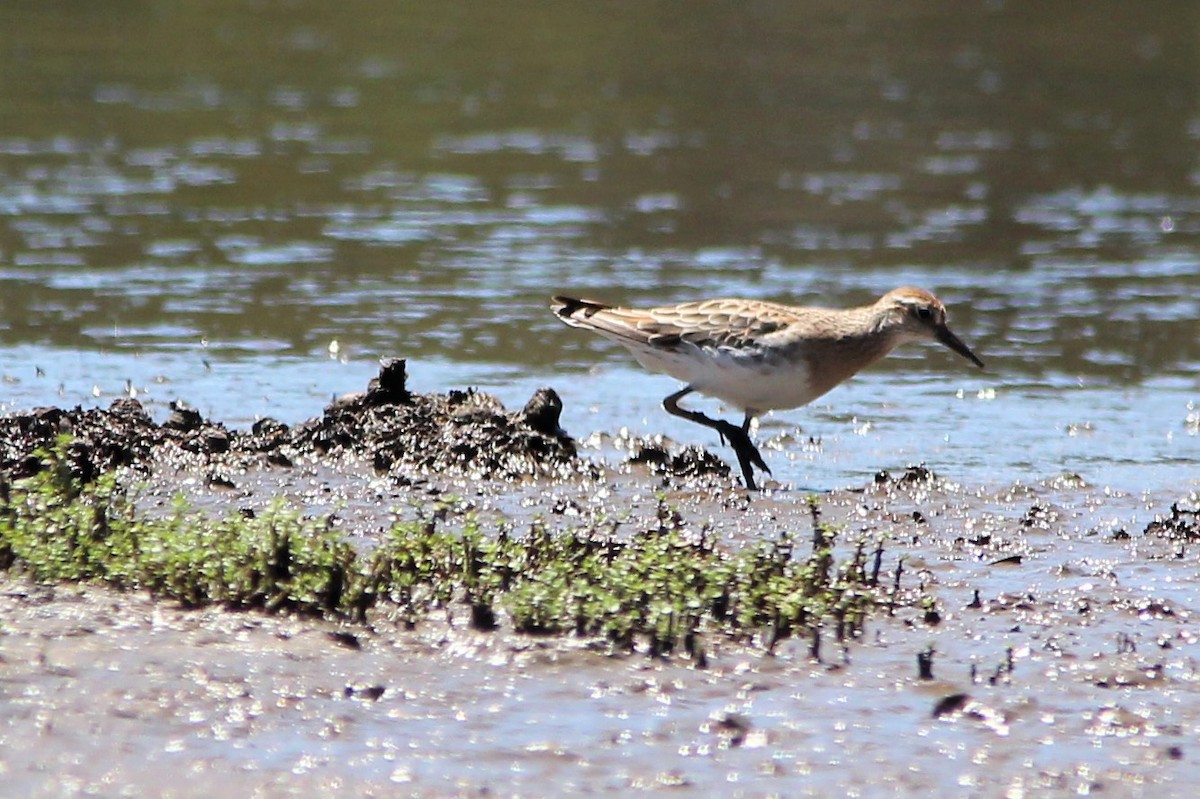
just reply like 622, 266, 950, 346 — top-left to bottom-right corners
621, 341, 818, 414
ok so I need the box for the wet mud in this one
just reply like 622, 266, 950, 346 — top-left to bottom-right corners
2, 362, 1200, 797
0, 359, 588, 487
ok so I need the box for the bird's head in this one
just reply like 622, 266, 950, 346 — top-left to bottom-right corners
878, 287, 984, 368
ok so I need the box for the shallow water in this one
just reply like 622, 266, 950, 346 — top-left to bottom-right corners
2, 1, 1198, 492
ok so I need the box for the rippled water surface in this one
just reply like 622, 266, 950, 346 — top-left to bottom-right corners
2, 1, 1198, 492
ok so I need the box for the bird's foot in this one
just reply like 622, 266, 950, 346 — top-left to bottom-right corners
714, 420, 771, 490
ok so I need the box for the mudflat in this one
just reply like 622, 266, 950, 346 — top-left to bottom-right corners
1, 362, 1196, 798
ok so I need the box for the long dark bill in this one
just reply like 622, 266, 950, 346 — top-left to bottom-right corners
935, 325, 985, 368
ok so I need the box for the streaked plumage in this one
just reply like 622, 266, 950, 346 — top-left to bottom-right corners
551, 287, 984, 489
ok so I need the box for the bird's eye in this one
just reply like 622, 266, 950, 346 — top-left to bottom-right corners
915, 306, 933, 321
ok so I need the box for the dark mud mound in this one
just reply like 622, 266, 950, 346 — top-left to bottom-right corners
0, 359, 587, 483
289, 359, 586, 481
628, 441, 731, 482
0, 399, 215, 481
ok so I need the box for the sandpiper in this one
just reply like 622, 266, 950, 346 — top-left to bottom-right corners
551, 287, 984, 490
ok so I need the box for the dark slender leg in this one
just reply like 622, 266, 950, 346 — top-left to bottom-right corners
663, 387, 771, 490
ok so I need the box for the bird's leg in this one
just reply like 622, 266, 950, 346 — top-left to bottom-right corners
739, 412, 771, 470
732, 411, 772, 485
662, 388, 771, 490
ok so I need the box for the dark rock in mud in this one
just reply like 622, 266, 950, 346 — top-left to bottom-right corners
874, 464, 936, 485
366, 357, 411, 404
163, 401, 204, 432
932, 693, 971, 718
710, 713, 752, 747
520, 388, 569, 439
343, 684, 386, 700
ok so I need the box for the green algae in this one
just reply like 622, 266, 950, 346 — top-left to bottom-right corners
0, 438, 903, 659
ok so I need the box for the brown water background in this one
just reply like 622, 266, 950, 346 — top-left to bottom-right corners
1, 0, 1198, 491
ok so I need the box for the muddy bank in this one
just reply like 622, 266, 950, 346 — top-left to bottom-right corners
0, 359, 735, 494
4, 474, 1200, 798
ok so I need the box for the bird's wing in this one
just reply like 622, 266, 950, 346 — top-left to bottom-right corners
552, 296, 798, 351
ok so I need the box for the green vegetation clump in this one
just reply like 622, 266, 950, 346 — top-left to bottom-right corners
0, 437, 358, 616
0, 437, 895, 659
